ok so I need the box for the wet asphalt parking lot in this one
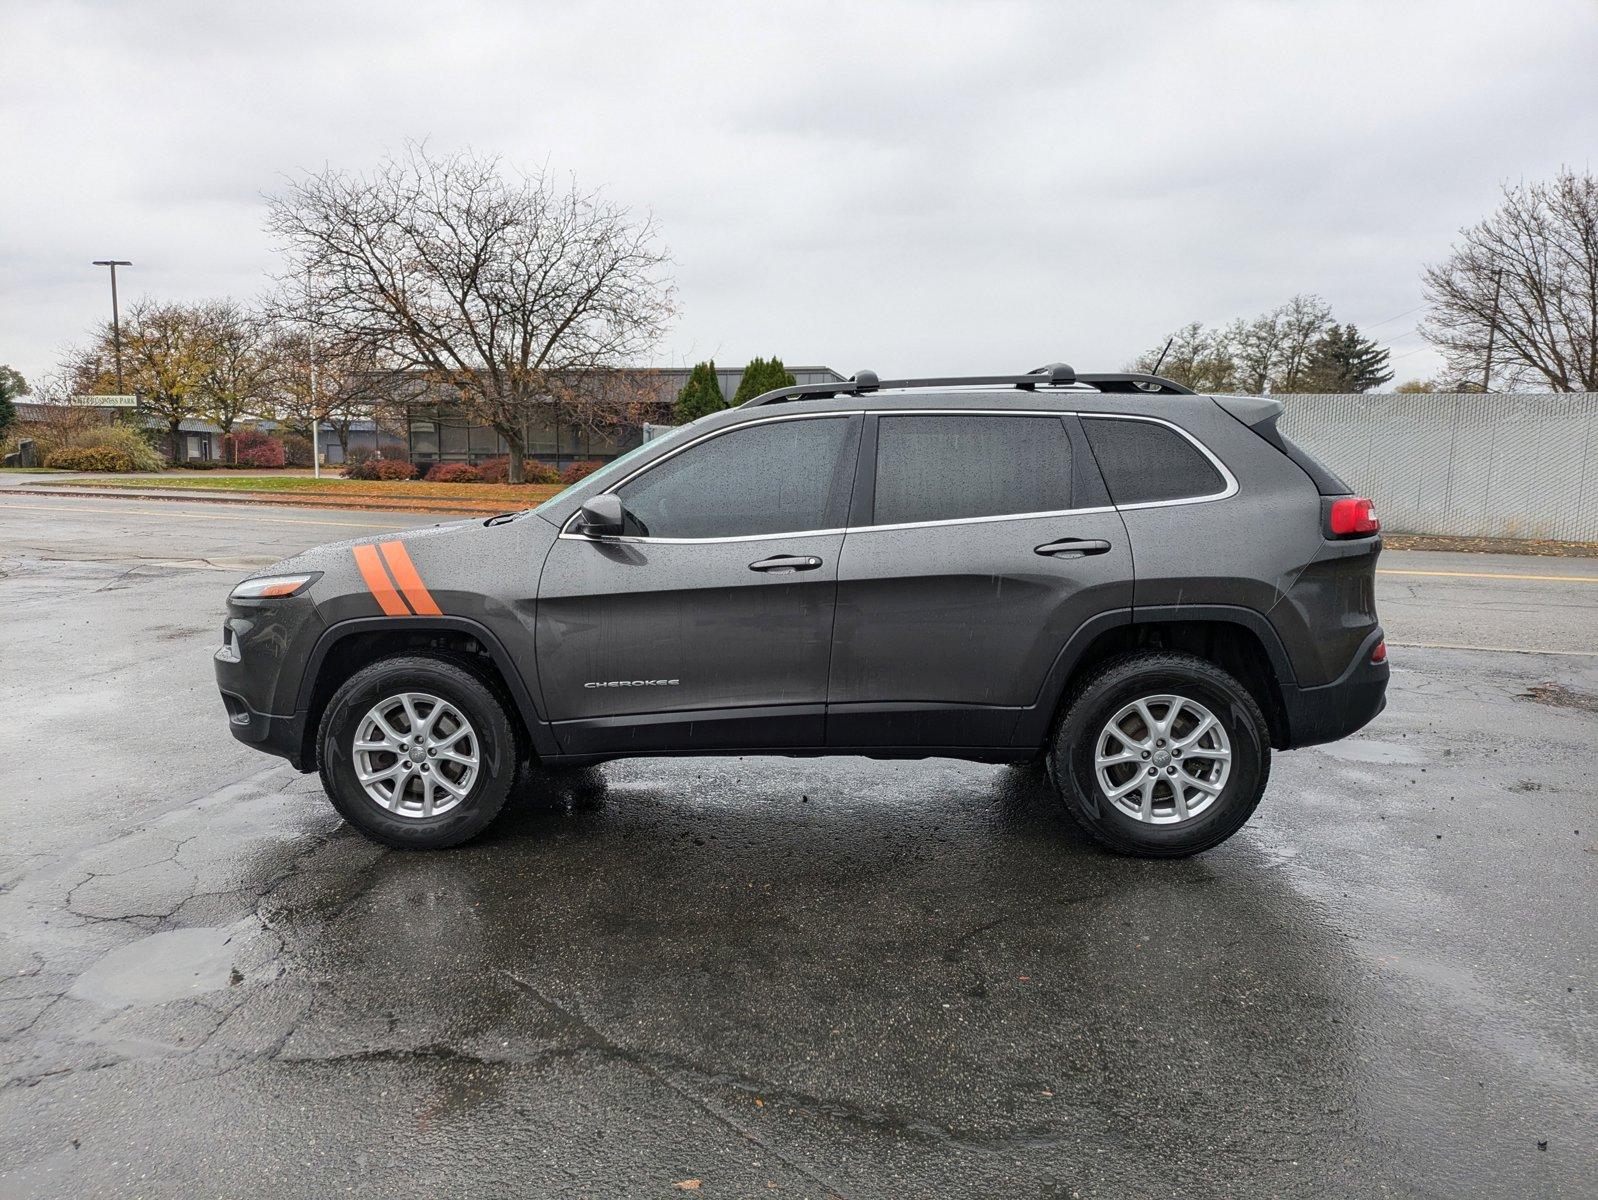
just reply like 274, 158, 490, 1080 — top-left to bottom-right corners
1, 491, 1595, 1199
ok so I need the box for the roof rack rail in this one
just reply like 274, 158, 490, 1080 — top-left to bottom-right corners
739, 363, 1193, 407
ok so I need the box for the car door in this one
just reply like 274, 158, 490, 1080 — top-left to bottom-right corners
827, 410, 1133, 749
536, 413, 861, 756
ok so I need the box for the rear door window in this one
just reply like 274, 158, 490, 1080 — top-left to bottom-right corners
1080, 417, 1227, 505
871, 414, 1074, 526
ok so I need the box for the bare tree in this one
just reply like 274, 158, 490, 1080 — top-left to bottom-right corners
266, 326, 401, 459
1220, 295, 1333, 393
266, 144, 676, 481
195, 300, 276, 436
1422, 169, 1598, 392
1128, 322, 1237, 392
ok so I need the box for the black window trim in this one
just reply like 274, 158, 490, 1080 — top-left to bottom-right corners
559, 409, 1236, 545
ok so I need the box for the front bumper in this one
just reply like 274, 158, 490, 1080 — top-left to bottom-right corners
218, 685, 311, 768
214, 597, 322, 772
1279, 626, 1389, 749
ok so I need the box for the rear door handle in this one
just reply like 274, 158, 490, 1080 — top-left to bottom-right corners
750, 554, 824, 573
1034, 538, 1112, 558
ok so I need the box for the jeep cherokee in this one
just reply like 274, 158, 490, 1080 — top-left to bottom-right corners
215, 363, 1388, 857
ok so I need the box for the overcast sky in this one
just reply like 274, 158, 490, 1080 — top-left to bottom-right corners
3, 0, 1595, 389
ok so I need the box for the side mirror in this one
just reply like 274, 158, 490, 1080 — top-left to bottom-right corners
574, 493, 625, 538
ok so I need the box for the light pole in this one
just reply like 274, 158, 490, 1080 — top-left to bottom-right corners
91, 260, 132, 393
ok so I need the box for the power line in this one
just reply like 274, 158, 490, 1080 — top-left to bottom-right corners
1357, 302, 1426, 333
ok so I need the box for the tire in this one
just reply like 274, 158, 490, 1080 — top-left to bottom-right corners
317, 653, 519, 850
1047, 651, 1270, 857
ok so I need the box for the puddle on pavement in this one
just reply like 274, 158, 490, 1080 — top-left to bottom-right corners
69, 925, 246, 1009
1314, 738, 1429, 766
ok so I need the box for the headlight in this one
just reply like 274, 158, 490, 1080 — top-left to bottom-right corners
230, 572, 321, 600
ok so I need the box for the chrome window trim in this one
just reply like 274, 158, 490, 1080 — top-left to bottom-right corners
558, 408, 1237, 544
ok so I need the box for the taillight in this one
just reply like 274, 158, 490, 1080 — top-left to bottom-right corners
1370, 638, 1387, 664
1329, 497, 1380, 536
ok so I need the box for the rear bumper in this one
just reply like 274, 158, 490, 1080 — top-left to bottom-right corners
1279, 627, 1389, 749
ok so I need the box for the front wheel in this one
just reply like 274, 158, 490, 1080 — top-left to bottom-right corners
1048, 652, 1270, 857
317, 654, 519, 849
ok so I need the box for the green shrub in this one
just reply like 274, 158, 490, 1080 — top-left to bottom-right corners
41, 424, 164, 472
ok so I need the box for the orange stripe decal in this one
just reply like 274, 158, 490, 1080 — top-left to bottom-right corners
352, 544, 412, 616
379, 541, 443, 616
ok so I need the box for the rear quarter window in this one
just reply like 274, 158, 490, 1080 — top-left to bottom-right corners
1081, 417, 1227, 506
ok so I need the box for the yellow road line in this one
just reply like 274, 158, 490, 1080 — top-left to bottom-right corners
1389, 641, 1598, 657
1378, 567, 1598, 584
0, 500, 416, 530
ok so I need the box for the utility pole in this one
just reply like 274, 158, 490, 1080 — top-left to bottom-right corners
91, 260, 132, 393
306, 267, 321, 478
1480, 267, 1503, 393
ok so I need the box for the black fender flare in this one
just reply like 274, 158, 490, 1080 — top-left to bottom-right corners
296, 615, 560, 760
1012, 604, 1298, 748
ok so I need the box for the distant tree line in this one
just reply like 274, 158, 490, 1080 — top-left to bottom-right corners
1130, 295, 1393, 395
1135, 168, 1598, 397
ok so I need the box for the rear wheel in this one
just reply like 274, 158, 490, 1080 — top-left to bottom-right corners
317, 654, 518, 849
1048, 652, 1270, 857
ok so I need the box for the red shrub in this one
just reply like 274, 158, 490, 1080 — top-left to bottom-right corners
560, 459, 605, 485
220, 430, 286, 468
374, 458, 419, 480
426, 462, 483, 483
477, 456, 560, 484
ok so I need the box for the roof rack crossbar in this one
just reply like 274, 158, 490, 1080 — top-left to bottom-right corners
740, 366, 1193, 407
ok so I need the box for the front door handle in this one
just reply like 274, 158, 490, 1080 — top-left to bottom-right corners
1034, 538, 1112, 558
750, 554, 824, 573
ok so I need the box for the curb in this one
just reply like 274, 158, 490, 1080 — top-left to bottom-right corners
0, 486, 510, 517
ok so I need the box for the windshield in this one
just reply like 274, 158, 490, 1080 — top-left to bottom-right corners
531, 422, 699, 514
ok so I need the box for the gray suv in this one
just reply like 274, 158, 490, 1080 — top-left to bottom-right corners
215, 364, 1388, 857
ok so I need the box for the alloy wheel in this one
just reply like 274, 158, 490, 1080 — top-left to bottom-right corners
352, 692, 480, 819
1093, 694, 1232, 824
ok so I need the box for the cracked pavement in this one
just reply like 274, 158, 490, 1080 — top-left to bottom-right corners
1, 494, 1595, 1198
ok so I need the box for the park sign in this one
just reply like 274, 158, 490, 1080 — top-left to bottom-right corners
71, 394, 137, 408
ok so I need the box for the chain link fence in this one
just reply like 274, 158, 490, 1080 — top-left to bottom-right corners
1274, 391, 1598, 542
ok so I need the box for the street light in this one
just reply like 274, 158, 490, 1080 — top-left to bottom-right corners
91, 259, 132, 394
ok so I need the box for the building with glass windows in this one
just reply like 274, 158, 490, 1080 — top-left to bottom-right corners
402, 364, 843, 470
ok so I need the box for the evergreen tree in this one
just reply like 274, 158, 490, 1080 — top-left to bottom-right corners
0, 365, 28, 438
1301, 324, 1394, 393
673, 360, 725, 422
730, 356, 798, 406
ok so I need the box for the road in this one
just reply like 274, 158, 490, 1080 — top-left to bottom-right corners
1, 493, 1595, 1198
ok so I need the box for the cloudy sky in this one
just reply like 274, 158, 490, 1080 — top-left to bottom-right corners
2, 0, 1595, 388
